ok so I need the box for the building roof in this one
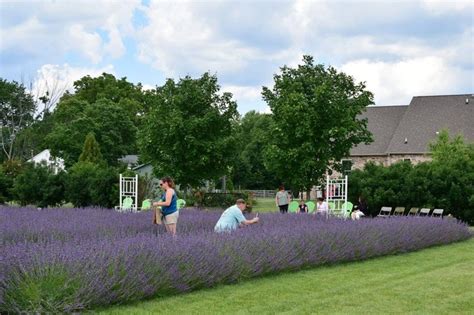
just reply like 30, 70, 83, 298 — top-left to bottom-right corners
351, 105, 408, 156
351, 94, 474, 156
118, 154, 139, 166
132, 162, 151, 171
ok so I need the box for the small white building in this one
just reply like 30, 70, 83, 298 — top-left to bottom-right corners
28, 149, 65, 174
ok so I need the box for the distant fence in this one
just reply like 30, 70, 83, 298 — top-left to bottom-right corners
245, 190, 277, 198
212, 189, 277, 198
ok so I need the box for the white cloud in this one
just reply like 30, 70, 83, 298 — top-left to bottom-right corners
340, 57, 470, 105
136, 0, 260, 77
68, 24, 103, 64
0, 0, 141, 63
421, 0, 474, 14
31, 63, 115, 112
222, 85, 262, 102
2, 0, 472, 114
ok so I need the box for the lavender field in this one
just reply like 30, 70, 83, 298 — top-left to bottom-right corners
0, 207, 471, 313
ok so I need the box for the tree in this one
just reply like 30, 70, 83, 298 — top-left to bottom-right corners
0, 79, 36, 161
138, 73, 239, 189
262, 55, 373, 194
46, 98, 136, 167
231, 111, 281, 189
79, 132, 103, 164
72, 73, 147, 126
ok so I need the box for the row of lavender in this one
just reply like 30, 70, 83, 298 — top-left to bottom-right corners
0, 207, 471, 313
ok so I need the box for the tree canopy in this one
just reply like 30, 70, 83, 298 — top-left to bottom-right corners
46, 97, 137, 167
0, 79, 36, 161
138, 73, 239, 188
262, 55, 373, 193
231, 111, 281, 189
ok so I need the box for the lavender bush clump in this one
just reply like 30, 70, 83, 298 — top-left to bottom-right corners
0, 206, 471, 313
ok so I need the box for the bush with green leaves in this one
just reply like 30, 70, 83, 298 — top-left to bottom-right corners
65, 162, 119, 208
0, 166, 13, 204
349, 131, 474, 224
11, 162, 65, 207
199, 192, 251, 208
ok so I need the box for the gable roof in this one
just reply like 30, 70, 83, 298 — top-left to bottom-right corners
351, 94, 474, 156
351, 105, 408, 156
387, 94, 474, 154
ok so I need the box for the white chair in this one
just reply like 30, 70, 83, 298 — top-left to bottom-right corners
378, 206, 392, 217
431, 209, 444, 217
419, 208, 431, 216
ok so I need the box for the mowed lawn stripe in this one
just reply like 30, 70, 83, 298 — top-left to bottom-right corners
96, 238, 474, 315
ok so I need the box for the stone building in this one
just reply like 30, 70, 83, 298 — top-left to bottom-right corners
349, 94, 474, 170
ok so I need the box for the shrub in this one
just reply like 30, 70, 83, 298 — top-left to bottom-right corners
0, 160, 23, 204
0, 206, 471, 313
0, 166, 13, 204
200, 192, 250, 208
349, 159, 474, 224
11, 162, 65, 207
65, 162, 118, 208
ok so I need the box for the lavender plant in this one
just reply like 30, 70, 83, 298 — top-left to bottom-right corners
0, 206, 471, 313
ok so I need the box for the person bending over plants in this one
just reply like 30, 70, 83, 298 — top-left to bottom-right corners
214, 199, 259, 233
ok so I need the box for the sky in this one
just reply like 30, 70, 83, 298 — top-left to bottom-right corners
1, 0, 473, 114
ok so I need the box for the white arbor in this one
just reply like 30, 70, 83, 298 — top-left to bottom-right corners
118, 174, 138, 212
326, 175, 348, 218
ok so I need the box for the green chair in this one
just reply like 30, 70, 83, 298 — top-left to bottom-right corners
177, 199, 186, 210
122, 197, 133, 210
288, 201, 299, 213
141, 199, 151, 211
328, 202, 335, 212
342, 201, 354, 218
306, 201, 316, 213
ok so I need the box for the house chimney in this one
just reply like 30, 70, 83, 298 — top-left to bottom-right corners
466, 98, 469, 104
404, 137, 408, 144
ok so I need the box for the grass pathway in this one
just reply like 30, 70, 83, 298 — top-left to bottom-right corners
96, 238, 474, 314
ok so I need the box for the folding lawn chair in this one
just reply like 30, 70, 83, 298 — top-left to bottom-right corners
407, 207, 419, 216
419, 208, 431, 216
377, 206, 392, 217
393, 207, 405, 216
431, 209, 444, 217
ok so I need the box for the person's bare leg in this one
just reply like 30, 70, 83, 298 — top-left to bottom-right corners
168, 223, 177, 236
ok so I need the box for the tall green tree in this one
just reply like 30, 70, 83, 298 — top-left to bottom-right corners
262, 55, 373, 194
231, 111, 281, 189
138, 73, 239, 188
46, 98, 136, 167
72, 73, 148, 126
79, 132, 103, 164
0, 79, 36, 161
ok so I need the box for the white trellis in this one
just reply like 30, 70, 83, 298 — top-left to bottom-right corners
326, 175, 348, 217
118, 174, 138, 212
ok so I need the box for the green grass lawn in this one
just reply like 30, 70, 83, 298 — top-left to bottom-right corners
251, 198, 279, 213
96, 237, 474, 315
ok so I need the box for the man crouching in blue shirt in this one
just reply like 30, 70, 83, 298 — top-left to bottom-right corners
214, 199, 259, 233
